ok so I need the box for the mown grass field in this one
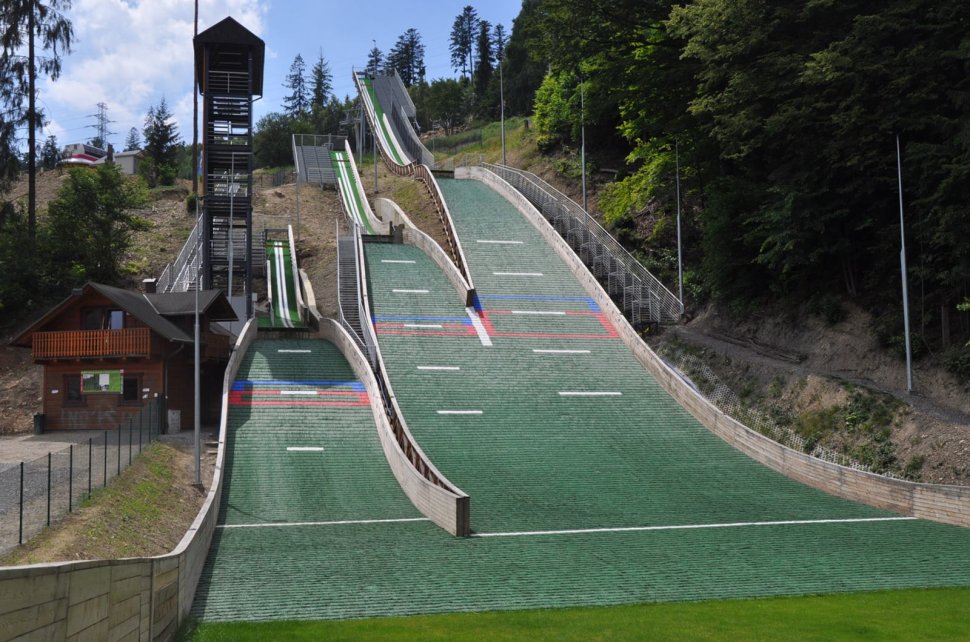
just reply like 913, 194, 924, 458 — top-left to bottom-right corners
181, 587, 970, 641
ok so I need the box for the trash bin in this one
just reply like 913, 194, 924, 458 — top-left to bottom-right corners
33, 413, 45, 435
167, 410, 181, 434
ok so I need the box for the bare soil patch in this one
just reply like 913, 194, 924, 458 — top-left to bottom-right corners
654, 303, 970, 485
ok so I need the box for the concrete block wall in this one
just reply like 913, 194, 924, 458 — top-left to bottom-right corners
0, 320, 258, 641
317, 317, 470, 536
465, 166, 970, 530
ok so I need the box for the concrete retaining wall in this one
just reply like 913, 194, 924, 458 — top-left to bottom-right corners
0, 319, 258, 641
316, 317, 470, 536
464, 166, 970, 530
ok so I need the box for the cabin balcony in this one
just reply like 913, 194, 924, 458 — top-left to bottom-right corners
31, 328, 152, 360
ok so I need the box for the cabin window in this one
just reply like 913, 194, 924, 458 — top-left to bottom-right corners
81, 307, 124, 330
64, 375, 83, 403
122, 376, 140, 402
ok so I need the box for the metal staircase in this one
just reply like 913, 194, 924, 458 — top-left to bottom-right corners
337, 235, 363, 338
292, 134, 344, 187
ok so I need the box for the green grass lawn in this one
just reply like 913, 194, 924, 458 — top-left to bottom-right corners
181, 587, 970, 641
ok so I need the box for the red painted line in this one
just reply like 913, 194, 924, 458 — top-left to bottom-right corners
229, 399, 369, 408
595, 313, 620, 338
492, 331, 619, 340
230, 390, 361, 398
479, 311, 498, 336
376, 322, 472, 331
376, 328, 477, 338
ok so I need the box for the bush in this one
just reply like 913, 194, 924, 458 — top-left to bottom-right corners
807, 293, 847, 325
944, 345, 970, 379
185, 192, 198, 214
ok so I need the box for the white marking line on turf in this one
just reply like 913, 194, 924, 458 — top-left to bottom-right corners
277, 349, 311, 353
437, 410, 483, 415
533, 349, 592, 354
477, 239, 524, 245
280, 390, 318, 395
286, 446, 325, 452
217, 517, 431, 529
470, 516, 917, 538
559, 391, 623, 397
393, 289, 428, 294
467, 307, 493, 347
382, 259, 416, 264
511, 310, 566, 316
404, 323, 443, 329
418, 366, 461, 371
493, 272, 543, 277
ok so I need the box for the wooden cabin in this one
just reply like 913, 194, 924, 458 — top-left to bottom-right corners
11, 283, 237, 431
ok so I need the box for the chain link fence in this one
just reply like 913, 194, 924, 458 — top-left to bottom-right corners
0, 399, 165, 556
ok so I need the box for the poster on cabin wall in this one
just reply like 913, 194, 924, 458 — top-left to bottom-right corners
81, 370, 123, 394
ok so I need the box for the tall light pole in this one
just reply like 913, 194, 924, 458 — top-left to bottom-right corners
499, 57, 506, 165
372, 40, 379, 193
675, 140, 684, 314
580, 78, 587, 212
896, 135, 913, 393
192, 0, 199, 198
193, 193, 202, 486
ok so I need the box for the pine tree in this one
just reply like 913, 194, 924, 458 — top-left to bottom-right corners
124, 126, 140, 151
449, 6, 478, 78
40, 134, 59, 169
0, 0, 73, 238
474, 20, 493, 97
282, 54, 308, 117
141, 98, 181, 187
310, 49, 332, 111
387, 28, 425, 87
493, 23, 507, 62
366, 46, 383, 76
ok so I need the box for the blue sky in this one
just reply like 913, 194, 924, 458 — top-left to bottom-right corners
35, 0, 524, 150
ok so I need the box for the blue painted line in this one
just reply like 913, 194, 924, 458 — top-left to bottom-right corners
233, 380, 366, 392
478, 294, 599, 312
372, 315, 472, 324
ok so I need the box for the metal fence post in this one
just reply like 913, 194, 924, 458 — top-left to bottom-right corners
103, 430, 108, 487
47, 452, 51, 527
19, 462, 24, 544
117, 423, 121, 476
139, 408, 143, 453
128, 418, 133, 466
88, 437, 93, 498
69, 444, 73, 513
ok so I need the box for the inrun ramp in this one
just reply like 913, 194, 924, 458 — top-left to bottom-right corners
264, 231, 304, 329
332, 149, 375, 233
355, 71, 408, 167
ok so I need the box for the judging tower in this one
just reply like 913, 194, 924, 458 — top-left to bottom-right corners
194, 17, 264, 318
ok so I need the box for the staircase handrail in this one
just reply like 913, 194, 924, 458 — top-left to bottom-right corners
159, 222, 200, 292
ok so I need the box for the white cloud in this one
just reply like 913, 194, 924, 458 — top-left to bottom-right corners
41, 0, 268, 145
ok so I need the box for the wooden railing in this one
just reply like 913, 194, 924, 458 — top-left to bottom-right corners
32, 328, 151, 359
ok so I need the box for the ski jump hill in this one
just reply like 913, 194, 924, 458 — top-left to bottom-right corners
3, 67, 970, 641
